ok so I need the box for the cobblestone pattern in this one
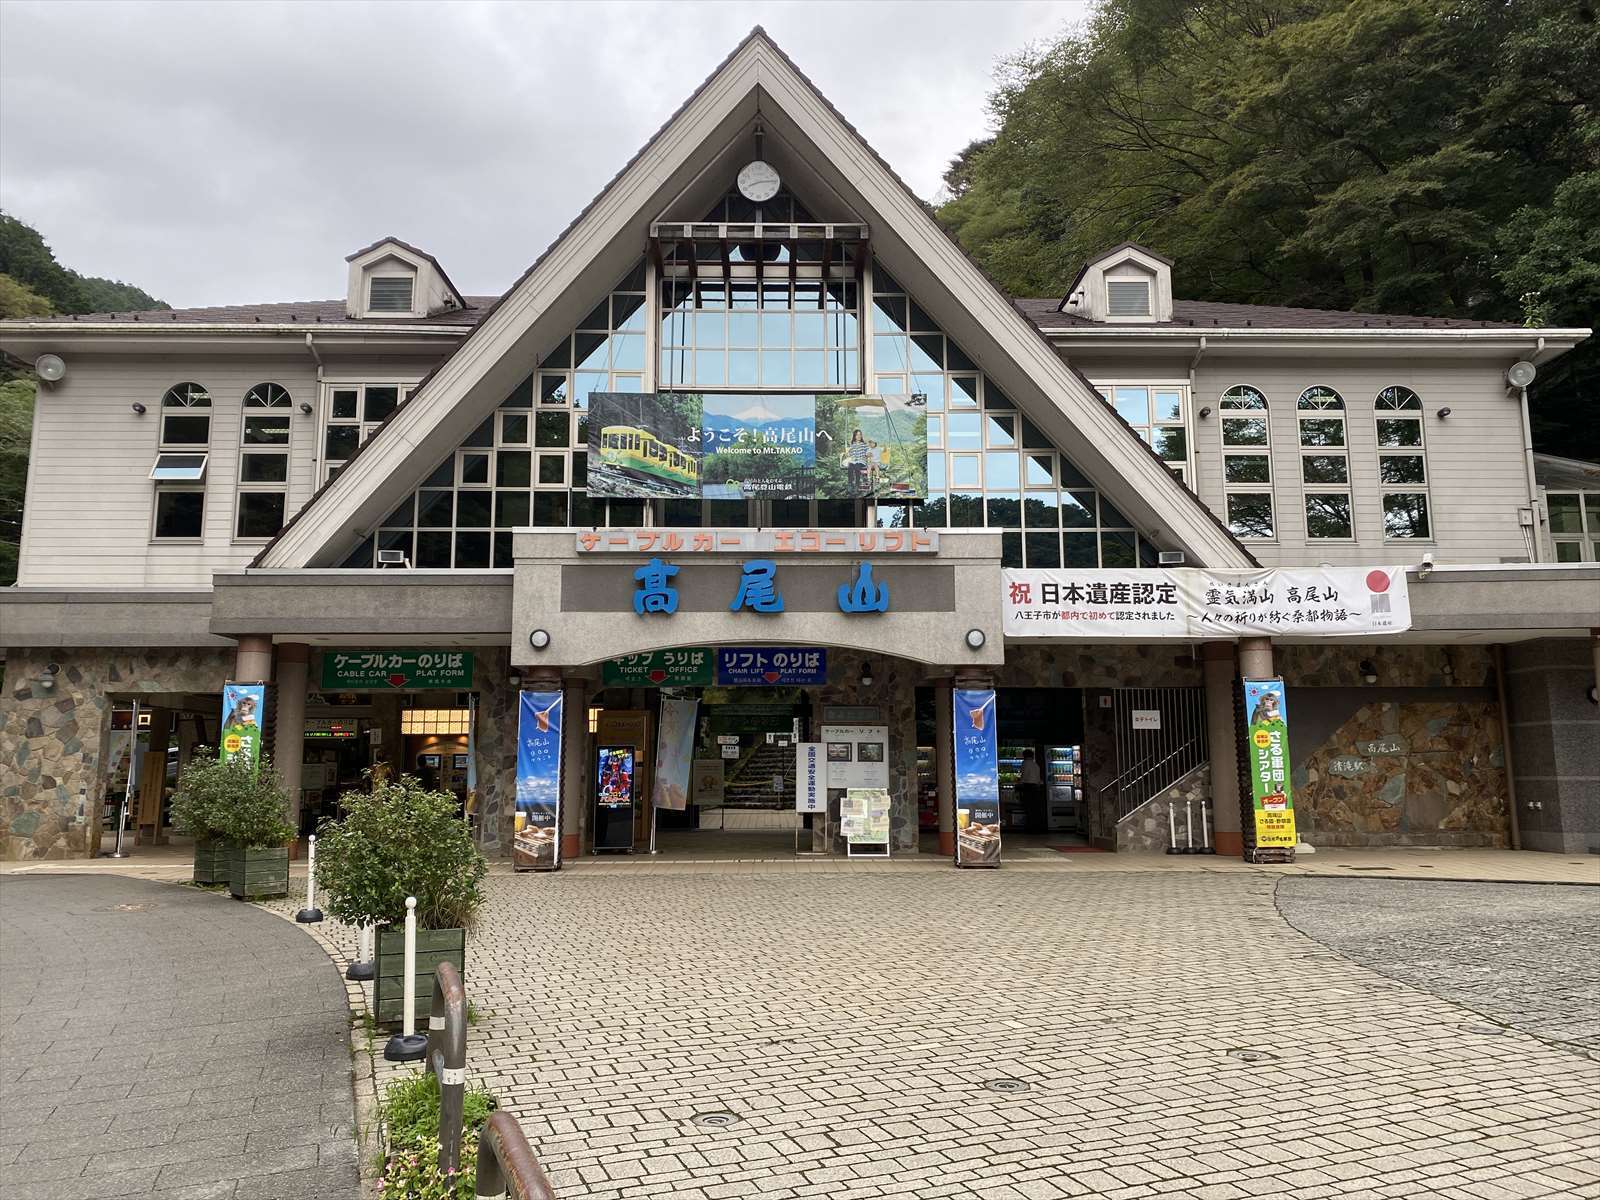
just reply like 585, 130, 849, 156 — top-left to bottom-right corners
1296, 701, 1509, 848
0, 648, 233, 860
0, 873, 359, 1199
1277, 877, 1600, 1052
296, 868, 1598, 1199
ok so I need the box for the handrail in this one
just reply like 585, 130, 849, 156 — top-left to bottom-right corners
1099, 736, 1207, 821
427, 961, 469, 1177
475, 1110, 558, 1200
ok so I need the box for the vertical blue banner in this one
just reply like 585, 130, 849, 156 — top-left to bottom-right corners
953, 688, 1002, 867
220, 682, 267, 775
515, 690, 564, 871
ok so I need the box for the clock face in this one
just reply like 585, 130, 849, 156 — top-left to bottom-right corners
737, 160, 781, 203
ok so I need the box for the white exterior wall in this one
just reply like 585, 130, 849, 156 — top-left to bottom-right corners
18, 356, 321, 588
1187, 355, 1536, 567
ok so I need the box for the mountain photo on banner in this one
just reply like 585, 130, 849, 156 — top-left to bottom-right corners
938, 0, 1599, 461
700, 393, 816, 500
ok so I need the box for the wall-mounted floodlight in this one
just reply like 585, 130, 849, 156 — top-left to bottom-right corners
35, 354, 66, 382
1506, 361, 1537, 388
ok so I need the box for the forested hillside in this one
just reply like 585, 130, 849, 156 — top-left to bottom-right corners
938, 0, 1598, 460
0, 212, 168, 584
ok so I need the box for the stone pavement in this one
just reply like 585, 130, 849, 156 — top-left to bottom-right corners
290, 866, 1600, 1200
0, 874, 359, 1200
1279, 877, 1600, 1051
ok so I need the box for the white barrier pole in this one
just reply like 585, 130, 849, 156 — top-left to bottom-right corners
383, 896, 427, 1061
1165, 798, 1180, 855
295, 834, 324, 923
1200, 799, 1216, 855
1182, 798, 1198, 855
346, 922, 374, 981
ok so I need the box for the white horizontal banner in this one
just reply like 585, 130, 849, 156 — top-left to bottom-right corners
1003, 567, 1410, 639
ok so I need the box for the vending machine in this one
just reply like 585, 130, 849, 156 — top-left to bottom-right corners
1047, 745, 1082, 833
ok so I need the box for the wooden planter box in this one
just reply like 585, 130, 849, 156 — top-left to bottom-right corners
228, 845, 289, 900
374, 926, 466, 1026
193, 840, 230, 885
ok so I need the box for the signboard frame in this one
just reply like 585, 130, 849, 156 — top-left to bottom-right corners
1242, 677, 1297, 858
952, 688, 1001, 868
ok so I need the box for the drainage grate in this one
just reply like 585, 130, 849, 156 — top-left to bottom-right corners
983, 1078, 1031, 1093
691, 1111, 740, 1128
1227, 1048, 1277, 1063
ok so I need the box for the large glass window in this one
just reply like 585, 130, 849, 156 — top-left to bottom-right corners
1546, 492, 1600, 561
1093, 383, 1189, 482
322, 382, 415, 481
160, 382, 211, 447
1375, 386, 1431, 539
152, 488, 204, 540
1219, 385, 1274, 539
1298, 385, 1352, 539
235, 383, 291, 540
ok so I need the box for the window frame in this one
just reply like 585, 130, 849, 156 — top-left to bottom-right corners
1374, 385, 1433, 542
150, 485, 206, 543
320, 379, 419, 482
158, 381, 212, 450
1218, 384, 1275, 541
234, 382, 293, 542
1297, 385, 1353, 541
1092, 380, 1191, 483
1545, 491, 1600, 561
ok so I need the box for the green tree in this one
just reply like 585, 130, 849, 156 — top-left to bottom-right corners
0, 273, 52, 319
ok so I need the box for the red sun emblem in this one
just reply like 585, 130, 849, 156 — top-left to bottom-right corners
1365, 569, 1391, 593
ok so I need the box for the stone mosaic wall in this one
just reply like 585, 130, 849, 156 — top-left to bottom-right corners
1, 647, 233, 860
819, 648, 920, 852
997, 644, 1204, 690
1117, 763, 1213, 853
1277, 644, 1492, 688
1293, 699, 1508, 847
470, 647, 518, 857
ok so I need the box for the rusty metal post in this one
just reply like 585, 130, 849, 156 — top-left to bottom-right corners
427, 961, 469, 1177
474, 1110, 557, 1200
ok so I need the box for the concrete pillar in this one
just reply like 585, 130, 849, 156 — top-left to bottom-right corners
1201, 643, 1243, 857
274, 644, 310, 834
1238, 636, 1274, 681
555, 676, 587, 861
934, 682, 955, 855
233, 635, 273, 684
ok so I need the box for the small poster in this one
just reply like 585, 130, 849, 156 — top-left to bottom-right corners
795, 743, 824, 814
691, 759, 724, 803
220, 682, 266, 775
1243, 678, 1297, 851
514, 690, 563, 871
953, 689, 1001, 867
842, 788, 891, 852
820, 725, 889, 791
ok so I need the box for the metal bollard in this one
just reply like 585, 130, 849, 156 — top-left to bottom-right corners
475, 1110, 557, 1200
346, 922, 375, 981
1199, 799, 1217, 855
1165, 797, 1180, 855
1182, 798, 1200, 854
383, 897, 427, 1062
295, 834, 324, 923
428, 962, 468, 1177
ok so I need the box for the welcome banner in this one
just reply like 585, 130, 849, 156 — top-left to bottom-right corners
514, 691, 564, 871
952, 689, 1002, 868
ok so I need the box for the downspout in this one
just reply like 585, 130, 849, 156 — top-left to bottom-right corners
304, 331, 325, 384
1493, 644, 1522, 851
1518, 336, 1544, 562
1189, 336, 1206, 490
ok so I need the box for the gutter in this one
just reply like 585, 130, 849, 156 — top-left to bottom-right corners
0, 321, 471, 337
1038, 326, 1592, 342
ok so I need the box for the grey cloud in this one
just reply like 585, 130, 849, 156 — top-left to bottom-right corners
0, 0, 1082, 307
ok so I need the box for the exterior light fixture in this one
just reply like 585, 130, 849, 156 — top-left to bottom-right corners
38, 663, 60, 690
1506, 361, 1537, 389
1418, 552, 1435, 579
1359, 659, 1378, 685
965, 628, 986, 650
35, 354, 66, 382
1436, 407, 1451, 419
859, 661, 875, 688
587, 706, 601, 733
1198, 406, 1212, 419
130, 402, 146, 415
508, 671, 522, 689
528, 629, 551, 650
299, 402, 314, 415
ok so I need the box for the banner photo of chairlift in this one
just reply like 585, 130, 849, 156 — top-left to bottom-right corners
586, 391, 926, 501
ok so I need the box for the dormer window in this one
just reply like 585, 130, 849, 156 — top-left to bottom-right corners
1106, 279, 1150, 317
368, 275, 415, 314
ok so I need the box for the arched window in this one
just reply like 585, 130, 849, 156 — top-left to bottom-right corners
1375, 386, 1431, 539
1219, 385, 1274, 539
236, 383, 292, 539
160, 382, 211, 447
1297, 385, 1351, 539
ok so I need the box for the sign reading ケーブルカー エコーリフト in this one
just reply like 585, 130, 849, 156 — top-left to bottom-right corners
1002, 567, 1410, 638
321, 651, 474, 690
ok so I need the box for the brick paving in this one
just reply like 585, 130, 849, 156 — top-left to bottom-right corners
295, 865, 1600, 1199
1279, 877, 1600, 1052
0, 874, 359, 1200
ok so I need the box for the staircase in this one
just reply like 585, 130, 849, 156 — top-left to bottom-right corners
1100, 687, 1209, 822
720, 742, 796, 810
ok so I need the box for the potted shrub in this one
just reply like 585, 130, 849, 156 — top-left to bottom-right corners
169, 749, 234, 884
215, 759, 295, 900
317, 775, 487, 1025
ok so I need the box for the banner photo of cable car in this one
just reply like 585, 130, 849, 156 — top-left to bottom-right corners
586, 391, 925, 501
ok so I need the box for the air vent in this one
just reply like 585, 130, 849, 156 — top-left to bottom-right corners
368, 276, 415, 314
1107, 279, 1151, 317
1158, 550, 1185, 565
377, 549, 410, 567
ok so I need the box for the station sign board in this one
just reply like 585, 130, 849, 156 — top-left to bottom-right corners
715, 647, 827, 686
603, 650, 713, 687
321, 650, 474, 690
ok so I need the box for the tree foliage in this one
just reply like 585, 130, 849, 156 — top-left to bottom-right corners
939, 0, 1599, 457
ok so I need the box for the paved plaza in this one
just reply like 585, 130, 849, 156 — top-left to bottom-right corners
0, 874, 359, 1200
291, 861, 1600, 1199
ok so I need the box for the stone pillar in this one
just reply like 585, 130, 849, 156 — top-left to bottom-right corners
274, 644, 310, 835
233, 635, 273, 684
934, 682, 955, 855
1201, 643, 1243, 857
1238, 636, 1274, 681
555, 676, 587, 861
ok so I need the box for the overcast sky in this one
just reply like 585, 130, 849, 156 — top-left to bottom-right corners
0, 1, 1085, 308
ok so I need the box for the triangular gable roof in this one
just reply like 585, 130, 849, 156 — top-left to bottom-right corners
1059, 242, 1174, 311
257, 29, 1254, 570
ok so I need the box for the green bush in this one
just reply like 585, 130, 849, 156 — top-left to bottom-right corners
316, 775, 487, 929
173, 751, 293, 848
379, 1069, 497, 1199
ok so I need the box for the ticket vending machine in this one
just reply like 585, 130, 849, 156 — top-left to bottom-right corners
593, 745, 636, 851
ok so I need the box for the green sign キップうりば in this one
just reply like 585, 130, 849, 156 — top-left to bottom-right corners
320, 651, 474, 690
603, 650, 714, 688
